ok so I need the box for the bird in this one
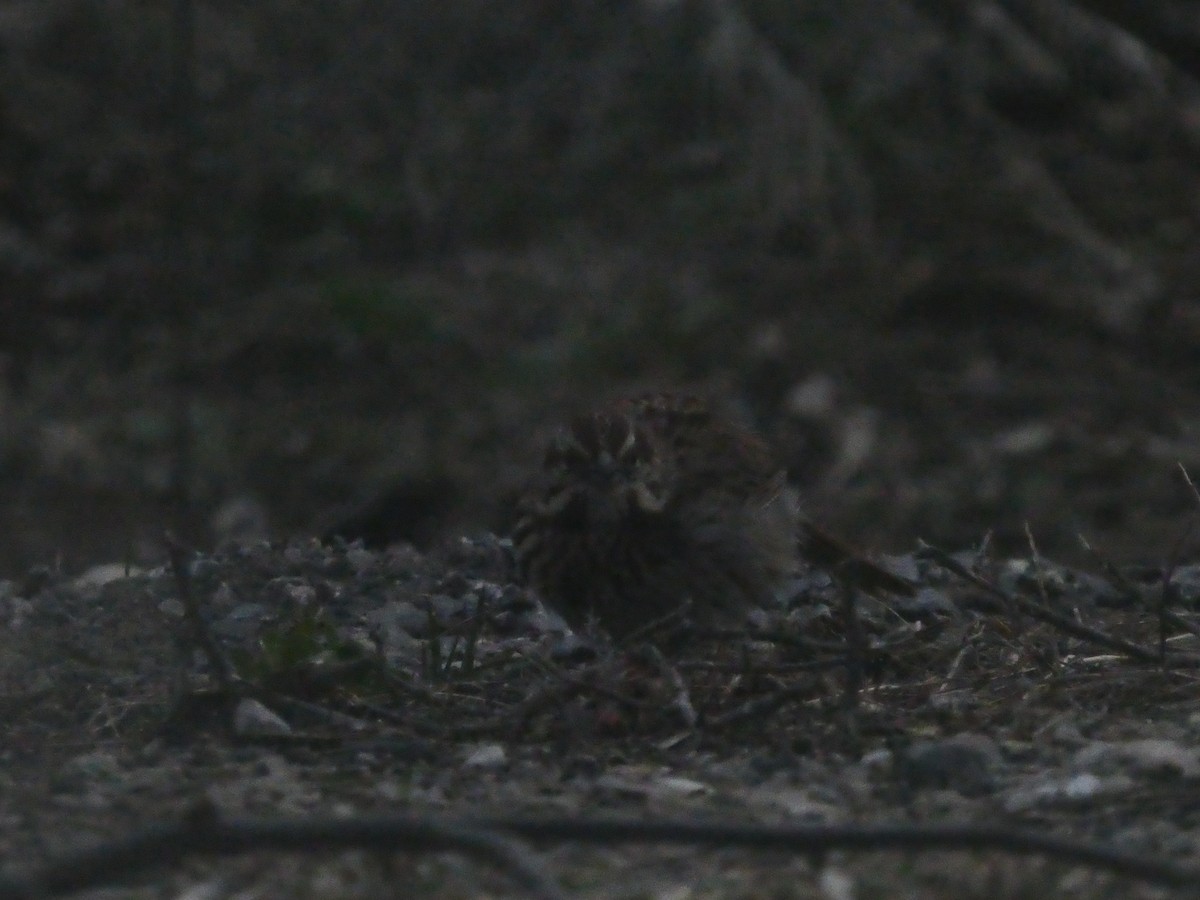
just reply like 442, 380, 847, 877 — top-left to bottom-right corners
513, 393, 912, 638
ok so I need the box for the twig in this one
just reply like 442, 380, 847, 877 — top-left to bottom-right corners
1163, 464, 1200, 660
164, 533, 235, 690
637, 644, 697, 728
918, 542, 1200, 667
710, 627, 854, 654
1158, 532, 1190, 665
800, 521, 917, 597
936, 634, 978, 693
494, 816, 1199, 887
1022, 523, 1050, 607
377, 653, 653, 742
704, 677, 816, 730
1075, 533, 1141, 597
619, 598, 695, 646
1022, 523, 1054, 663
677, 659, 847, 675
4, 810, 1194, 896
1077, 533, 1200, 645
0, 806, 564, 900
840, 581, 863, 712
1180, 463, 1200, 510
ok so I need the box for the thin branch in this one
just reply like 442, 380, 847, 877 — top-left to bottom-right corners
3, 811, 1196, 897
1179, 463, 1200, 510
1160, 463, 1200, 661
840, 581, 864, 712
165, 533, 235, 690
0, 808, 564, 900
704, 677, 817, 730
918, 542, 1200, 667
495, 816, 1199, 887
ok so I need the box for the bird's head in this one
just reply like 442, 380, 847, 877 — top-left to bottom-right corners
536, 411, 674, 530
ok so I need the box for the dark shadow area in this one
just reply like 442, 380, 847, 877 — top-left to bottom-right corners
0, 0, 1198, 575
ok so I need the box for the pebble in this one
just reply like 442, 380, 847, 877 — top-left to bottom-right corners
233, 698, 292, 737
462, 743, 508, 769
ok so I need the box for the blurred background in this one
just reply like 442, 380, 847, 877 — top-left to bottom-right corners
1, 0, 1198, 576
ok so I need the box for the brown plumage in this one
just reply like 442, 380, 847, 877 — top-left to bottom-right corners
513, 393, 911, 637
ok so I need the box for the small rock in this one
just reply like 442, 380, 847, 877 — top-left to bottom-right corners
5, 596, 32, 630
899, 733, 1000, 796
1062, 772, 1105, 800
344, 544, 378, 574
370, 611, 423, 665
1003, 772, 1128, 813
998, 739, 1037, 760
209, 582, 237, 609
1074, 739, 1200, 778
462, 744, 507, 769
1046, 722, 1087, 747
187, 557, 221, 580
651, 776, 710, 797
260, 577, 306, 608
1169, 565, 1200, 603
992, 422, 1055, 456
382, 543, 425, 574
880, 553, 922, 583
214, 601, 272, 639
233, 698, 292, 737
172, 878, 228, 900
530, 604, 570, 636
926, 690, 978, 715
860, 748, 893, 771
282, 544, 308, 566
366, 599, 428, 637
375, 780, 406, 802
893, 586, 956, 618
549, 633, 598, 663
439, 534, 516, 582
785, 374, 838, 418
73, 563, 140, 591
750, 786, 841, 820
594, 768, 711, 800
819, 868, 856, 900
228, 602, 269, 621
